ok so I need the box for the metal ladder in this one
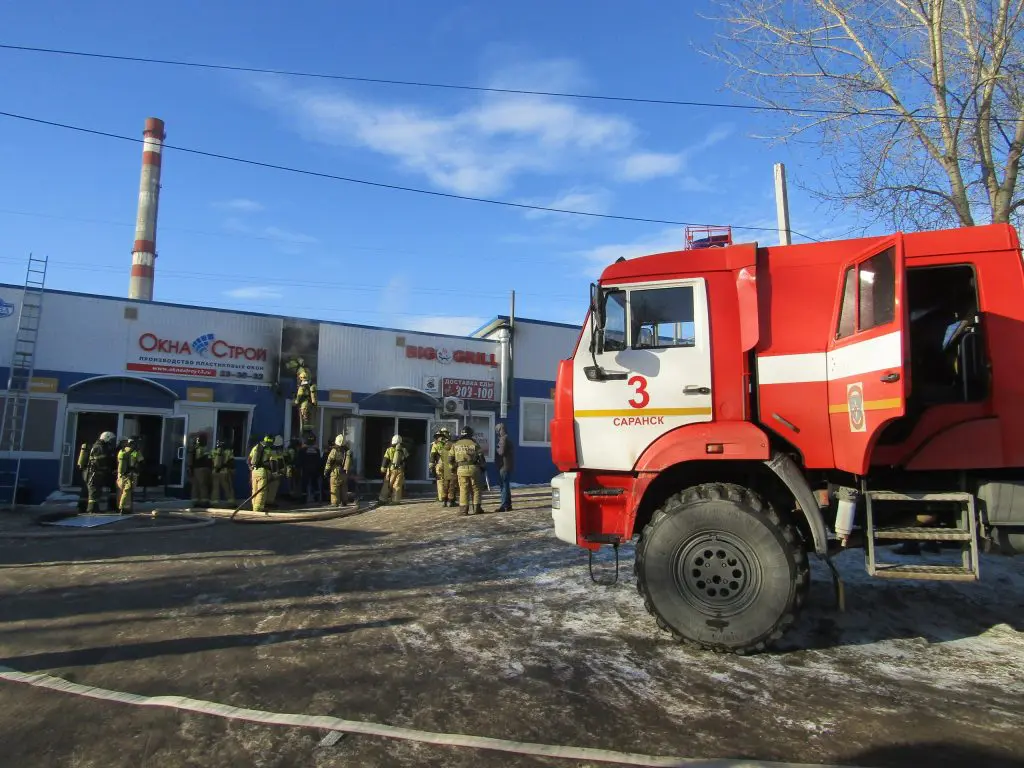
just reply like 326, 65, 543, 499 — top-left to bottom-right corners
865, 490, 979, 581
0, 254, 49, 510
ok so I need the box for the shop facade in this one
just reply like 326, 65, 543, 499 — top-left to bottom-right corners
0, 284, 578, 503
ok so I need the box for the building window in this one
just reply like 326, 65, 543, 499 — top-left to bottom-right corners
216, 409, 249, 457
0, 396, 59, 454
520, 398, 554, 446
468, 413, 495, 462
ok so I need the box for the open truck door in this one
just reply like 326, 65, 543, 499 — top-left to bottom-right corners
826, 236, 907, 475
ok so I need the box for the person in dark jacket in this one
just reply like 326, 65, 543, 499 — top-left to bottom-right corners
495, 422, 515, 512
299, 433, 324, 504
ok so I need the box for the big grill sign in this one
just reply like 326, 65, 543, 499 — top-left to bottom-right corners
405, 344, 498, 367
127, 331, 272, 380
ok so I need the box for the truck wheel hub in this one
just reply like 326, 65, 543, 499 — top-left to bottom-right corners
675, 533, 760, 615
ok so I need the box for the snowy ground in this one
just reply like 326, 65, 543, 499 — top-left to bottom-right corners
1, 487, 1023, 767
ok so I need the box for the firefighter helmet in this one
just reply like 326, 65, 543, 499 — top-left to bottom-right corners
99, 431, 115, 443
334, 434, 345, 447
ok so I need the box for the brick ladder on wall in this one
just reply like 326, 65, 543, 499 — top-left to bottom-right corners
0, 254, 49, 510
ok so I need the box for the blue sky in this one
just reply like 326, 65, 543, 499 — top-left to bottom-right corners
0, 0, 867, 335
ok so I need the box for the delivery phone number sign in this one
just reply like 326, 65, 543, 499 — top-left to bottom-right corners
442, 378, 496, 400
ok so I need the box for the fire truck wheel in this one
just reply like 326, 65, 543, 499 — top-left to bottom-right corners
634, 482, 809, 655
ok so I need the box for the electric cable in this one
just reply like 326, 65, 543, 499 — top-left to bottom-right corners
0, 110, 822, 242
0, 42, 991, 124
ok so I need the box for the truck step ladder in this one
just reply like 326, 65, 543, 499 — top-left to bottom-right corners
0, 254, 49, 510
865, 490, 979, 581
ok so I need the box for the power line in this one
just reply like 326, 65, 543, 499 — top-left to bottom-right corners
0, 42, 973, 123
0, 109, 821, 241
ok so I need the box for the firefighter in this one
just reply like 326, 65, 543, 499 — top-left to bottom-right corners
116, 437, 143, 514
265, 435, 285, 507
378, 435, 408, 505
286, 357, 319, 433
449, 425, 486, 516
300, 433, 323, 504
188, 433, 214, 507
429, 428, 456, 506
84, 431, 117, 513
248, 435, 274, 513
211, 439, 236, 507
285, 437, 301, 501
324, 434, 352, 506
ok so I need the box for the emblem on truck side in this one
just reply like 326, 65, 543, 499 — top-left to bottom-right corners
847, 382, 866, 433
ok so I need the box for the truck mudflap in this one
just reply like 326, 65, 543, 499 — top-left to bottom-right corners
765, 451, 829, 556
550, 472, 579, 545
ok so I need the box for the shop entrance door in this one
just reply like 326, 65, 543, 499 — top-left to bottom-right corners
62, 411, 118, 487
161, 415, 189, 488
397, 418, 428, 481
364, 416, 394, 480
123, 414, 163, 478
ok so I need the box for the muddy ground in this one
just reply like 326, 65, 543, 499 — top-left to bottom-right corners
1, 487, 1023, 768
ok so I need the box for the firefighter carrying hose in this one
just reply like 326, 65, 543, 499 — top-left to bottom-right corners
324, 434, 353, 507
247, 435, 274, 513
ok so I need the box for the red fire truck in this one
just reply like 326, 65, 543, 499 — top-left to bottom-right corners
549, 222, 1024, 654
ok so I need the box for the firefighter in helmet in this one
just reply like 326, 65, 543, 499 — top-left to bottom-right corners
247, 435, 274, 513
286, 356, 318, 433
82, 431, 117, 513
378, 435, 409, 505
188, 432, 213, 507
211, 438, 236, 507
449, 425, 486, 516
429, 427, 456, 507
324, 434, 353, 506
116, 436, 143, 514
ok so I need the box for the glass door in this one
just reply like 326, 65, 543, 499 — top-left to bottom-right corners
60, 410, 78, 486
161, 415, 189, 488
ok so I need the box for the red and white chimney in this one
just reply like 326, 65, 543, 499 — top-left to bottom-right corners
128, 117, 165, 301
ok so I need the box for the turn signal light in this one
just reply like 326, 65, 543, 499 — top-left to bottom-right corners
706, 443, 724, 454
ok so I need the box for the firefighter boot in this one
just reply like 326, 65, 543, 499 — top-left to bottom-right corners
459, 505, 469, 516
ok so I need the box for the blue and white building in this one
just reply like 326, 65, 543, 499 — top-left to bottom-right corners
0, 283, 581, 503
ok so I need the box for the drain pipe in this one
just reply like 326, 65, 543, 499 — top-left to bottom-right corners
498, 326, 510, 420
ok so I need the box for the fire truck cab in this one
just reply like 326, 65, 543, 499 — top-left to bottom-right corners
550, 222, 1024, 653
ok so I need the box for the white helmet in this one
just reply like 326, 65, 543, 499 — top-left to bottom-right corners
273, 435, 284, 447
334, 434, 345, 447
100, 431, 116, 443
391, 435, 401, 446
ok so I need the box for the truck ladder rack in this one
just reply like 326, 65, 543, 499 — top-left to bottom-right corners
865, 490, 979, 581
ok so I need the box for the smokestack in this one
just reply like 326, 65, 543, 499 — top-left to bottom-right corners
128, 117, 165, 301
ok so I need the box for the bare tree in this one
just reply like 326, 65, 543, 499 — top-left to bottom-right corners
702, 0, 1024, 231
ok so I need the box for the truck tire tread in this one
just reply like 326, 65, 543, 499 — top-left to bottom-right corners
633, 482, 809, 654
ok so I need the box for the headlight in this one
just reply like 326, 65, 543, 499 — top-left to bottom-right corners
552, 488, 560, 509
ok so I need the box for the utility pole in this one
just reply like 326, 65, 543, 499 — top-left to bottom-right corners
774, 163, 792, 246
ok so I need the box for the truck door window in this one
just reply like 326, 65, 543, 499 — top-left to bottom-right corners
859, 248, 896, 330
835, 246, 896, 340
630, 286, 695, 349
603, 290, 627, 351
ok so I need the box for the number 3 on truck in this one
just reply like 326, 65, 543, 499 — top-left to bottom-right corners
628, 375, 650, 408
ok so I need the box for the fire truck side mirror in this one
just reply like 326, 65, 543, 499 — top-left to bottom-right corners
590, 283, 607, 355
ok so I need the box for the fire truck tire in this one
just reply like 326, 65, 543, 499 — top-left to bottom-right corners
634, 482, 809, 654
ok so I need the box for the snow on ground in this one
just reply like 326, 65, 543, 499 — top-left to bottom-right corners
2, 486, 1023, 766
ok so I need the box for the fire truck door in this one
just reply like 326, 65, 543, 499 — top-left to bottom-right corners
574, 279, 713, 471
826, 237, 907, 475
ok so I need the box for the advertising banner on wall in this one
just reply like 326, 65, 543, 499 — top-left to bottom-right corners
442, 377, 497, 400
126, 327, 277, 381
